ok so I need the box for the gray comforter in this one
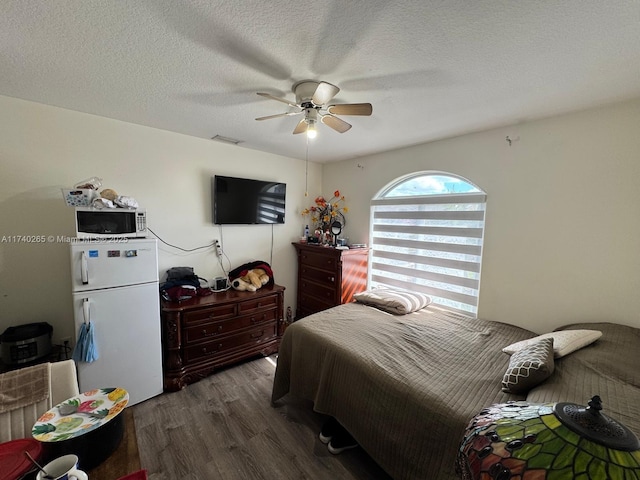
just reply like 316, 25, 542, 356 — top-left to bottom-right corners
272, 305, 640, 480
525, 322, 640, 437
271, 304, 534, 479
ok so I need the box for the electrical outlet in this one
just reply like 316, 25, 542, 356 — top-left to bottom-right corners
61, 336, 72, 345
214, 239, 223, 257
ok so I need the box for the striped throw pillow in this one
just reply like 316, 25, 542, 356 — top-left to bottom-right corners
353, 288, 432, 314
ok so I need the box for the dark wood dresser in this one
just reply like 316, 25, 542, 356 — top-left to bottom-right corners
161, 284, 285, 391
293, 242, 369, 319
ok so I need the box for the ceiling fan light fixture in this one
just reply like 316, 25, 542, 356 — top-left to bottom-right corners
256, 80, 372, 136
306, 120, 317, 139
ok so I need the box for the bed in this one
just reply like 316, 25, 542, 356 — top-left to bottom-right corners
271, 300, 640, 480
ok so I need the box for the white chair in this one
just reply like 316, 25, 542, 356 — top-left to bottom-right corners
0, 360, 79, 442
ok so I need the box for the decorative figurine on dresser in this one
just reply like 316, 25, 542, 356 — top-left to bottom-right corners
292, 242, 369, 319
160, 284, 285, 391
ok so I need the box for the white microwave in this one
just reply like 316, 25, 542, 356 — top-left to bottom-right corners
74, 207, 147, 239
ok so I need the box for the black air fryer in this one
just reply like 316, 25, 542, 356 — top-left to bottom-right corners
0, 322, 53, 365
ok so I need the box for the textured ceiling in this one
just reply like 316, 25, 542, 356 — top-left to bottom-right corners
1, 1, 639, 162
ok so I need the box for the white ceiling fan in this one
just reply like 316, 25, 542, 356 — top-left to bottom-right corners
255, 80, 372, 137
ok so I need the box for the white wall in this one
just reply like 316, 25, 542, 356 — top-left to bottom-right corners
324, 98, 640, 333
4, 94, 639, 344
0, 95, 321, 345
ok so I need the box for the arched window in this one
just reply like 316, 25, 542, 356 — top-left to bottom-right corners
369, 172, 486, 316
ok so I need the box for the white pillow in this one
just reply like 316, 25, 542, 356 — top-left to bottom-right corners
353, 288, 432, 315
502, 329, 602, 358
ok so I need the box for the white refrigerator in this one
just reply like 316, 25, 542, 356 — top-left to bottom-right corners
70, 238, 163, 406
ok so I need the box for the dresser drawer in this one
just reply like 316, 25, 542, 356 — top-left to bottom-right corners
295, 304, 316, 319
300, 279, 337, 302
184, 308, 277, 344
183, 303, 237, 326
300, 250, 338, 271
184, 323, 277, 364
299, 290, 336, 313
237, 294, 278, 314
300, 266, 338, 287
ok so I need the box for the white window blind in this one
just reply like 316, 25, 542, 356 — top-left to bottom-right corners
370, 189, 486, 316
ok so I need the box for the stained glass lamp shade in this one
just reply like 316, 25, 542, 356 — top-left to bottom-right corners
456, 396, 640, 480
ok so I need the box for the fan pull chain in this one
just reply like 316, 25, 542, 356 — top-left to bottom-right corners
305, 134, 309, 197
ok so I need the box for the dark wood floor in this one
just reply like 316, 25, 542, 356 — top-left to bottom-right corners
132, 355, 392, 479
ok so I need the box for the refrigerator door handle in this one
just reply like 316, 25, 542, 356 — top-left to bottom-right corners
83, 298, 90, 324
81, 251, 89, 285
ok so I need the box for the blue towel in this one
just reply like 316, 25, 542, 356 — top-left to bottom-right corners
84, 322, 99, 362
72, 323, 87, 362
72, 322, 99, 363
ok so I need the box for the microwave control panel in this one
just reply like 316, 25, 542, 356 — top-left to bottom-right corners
136, 212, 147, 232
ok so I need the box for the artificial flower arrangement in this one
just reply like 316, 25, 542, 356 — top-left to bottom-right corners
301, 190, 348, 232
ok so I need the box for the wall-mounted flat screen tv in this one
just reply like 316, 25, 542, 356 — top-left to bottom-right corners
212, 175, 286, 225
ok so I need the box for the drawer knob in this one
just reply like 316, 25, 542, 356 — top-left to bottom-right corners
250, 330, 264, 339
329, 276, 335, 282
202, 325, 223, 337
202, 344, 222, 354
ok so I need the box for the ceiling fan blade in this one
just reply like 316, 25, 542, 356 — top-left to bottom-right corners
312, 82, 340, 106
292, 119, 308, 135
320, 114, 352, 133
327, 103, 372, 116
257, 92, 299, 108
255, 111, 302, 121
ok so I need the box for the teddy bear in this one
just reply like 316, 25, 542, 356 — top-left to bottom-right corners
231, 268, 270, 292
228, 261, 274, 292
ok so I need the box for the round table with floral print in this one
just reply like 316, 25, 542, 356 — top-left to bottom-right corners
32, 387, 129, 470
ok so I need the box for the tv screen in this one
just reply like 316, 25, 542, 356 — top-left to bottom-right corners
212, 175, 286, 225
